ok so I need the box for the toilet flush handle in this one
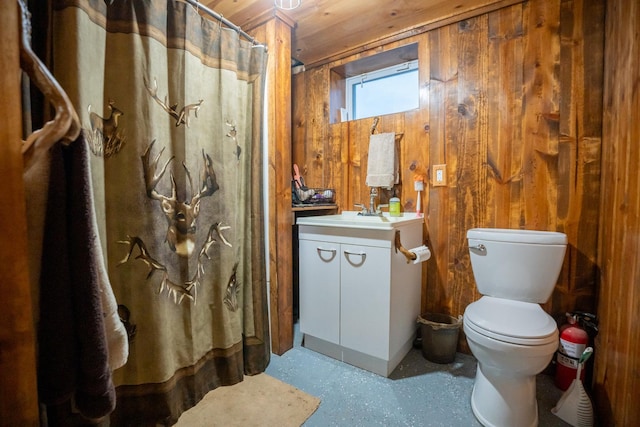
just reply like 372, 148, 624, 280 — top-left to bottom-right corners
469, 244, 486, 253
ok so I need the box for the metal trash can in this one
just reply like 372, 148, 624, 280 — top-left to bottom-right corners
417, 313, 462, 364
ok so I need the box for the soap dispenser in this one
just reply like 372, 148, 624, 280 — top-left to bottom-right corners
389, 190, 401, 217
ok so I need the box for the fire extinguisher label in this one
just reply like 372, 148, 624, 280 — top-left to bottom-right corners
557, 352, 579, 369
559, 338, 586, 358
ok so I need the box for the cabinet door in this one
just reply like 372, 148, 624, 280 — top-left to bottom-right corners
298, 238, 341, 344
340, 244, 391, 359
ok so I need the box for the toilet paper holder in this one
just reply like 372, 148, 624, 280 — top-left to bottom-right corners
394, 230, 429, 264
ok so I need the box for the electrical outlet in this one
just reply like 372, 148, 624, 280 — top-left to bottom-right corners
432, 164, 447, 186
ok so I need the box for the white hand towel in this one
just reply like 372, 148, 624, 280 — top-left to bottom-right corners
366, 132, 398, 188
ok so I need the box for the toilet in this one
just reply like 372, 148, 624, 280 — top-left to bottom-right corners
463, 228, 568, 427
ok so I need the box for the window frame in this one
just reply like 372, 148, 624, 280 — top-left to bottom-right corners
345, 59, 419, 121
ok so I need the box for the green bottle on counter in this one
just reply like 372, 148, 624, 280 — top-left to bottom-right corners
389, 194, 401, 217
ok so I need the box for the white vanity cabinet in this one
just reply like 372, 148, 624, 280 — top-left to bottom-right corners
298, 238, 341, 345
297, 216, 423, 377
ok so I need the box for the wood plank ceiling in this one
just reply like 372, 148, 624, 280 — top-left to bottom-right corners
203, 0, 514, 67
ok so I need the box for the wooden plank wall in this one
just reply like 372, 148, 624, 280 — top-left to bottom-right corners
594, 0, 640, 425
292, 0, 604, 351
250, 15, 295, 355
0, 2, 40, 424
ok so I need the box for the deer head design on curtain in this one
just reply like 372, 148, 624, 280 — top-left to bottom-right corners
142, 139, 219, 257
144, 77, 204, 127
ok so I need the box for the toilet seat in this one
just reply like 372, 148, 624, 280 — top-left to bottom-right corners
464, 296, 557, 346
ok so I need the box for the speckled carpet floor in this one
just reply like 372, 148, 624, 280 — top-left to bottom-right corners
265, 323, 572, 426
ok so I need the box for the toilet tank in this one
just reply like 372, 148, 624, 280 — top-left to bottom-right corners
467, 228, 568, 303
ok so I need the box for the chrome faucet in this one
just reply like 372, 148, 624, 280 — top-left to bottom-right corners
369, 188, 378, 214
355, 187, 388, 216
354, 203, 367, 215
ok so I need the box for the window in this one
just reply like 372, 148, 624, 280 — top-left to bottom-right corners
346, 60, 419, 121
329, 43, 419, 124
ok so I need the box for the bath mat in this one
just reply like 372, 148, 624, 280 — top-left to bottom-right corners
175, 373, 320, 426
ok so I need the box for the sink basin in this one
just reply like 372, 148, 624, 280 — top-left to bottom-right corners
296, 211, 424, 230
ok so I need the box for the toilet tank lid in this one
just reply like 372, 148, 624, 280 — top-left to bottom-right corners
467, 228, 567, 245
465, 296, 558, 340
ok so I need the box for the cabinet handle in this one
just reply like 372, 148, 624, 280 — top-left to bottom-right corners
316, 247, 337, 261
316, 247, 337, 254
343, 250, 366, 257
343, 250, 367, 267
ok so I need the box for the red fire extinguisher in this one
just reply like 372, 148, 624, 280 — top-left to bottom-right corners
555, 312, 598, 391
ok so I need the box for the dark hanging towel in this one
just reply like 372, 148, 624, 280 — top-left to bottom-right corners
37, 135, 116, 422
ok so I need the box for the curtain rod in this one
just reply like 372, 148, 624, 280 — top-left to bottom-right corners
181, 0, 263, 47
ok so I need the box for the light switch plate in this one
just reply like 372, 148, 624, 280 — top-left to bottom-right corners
432, 164, 447, 186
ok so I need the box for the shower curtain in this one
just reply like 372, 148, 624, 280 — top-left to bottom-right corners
50, 0, 269, 424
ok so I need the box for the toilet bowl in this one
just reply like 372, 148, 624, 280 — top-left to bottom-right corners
464, 297, 558, 427
464, 228, 567, 427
